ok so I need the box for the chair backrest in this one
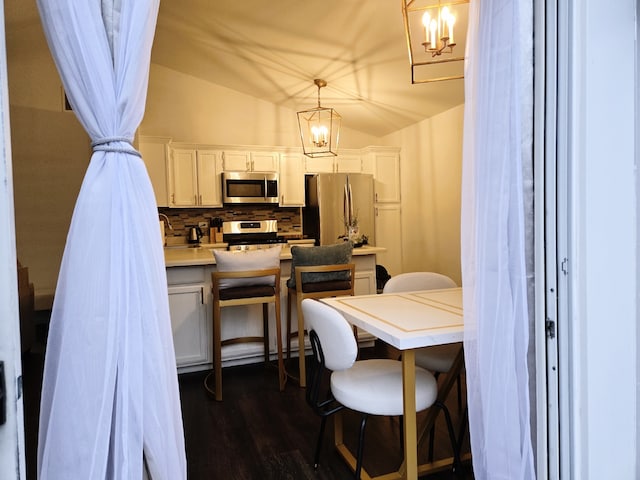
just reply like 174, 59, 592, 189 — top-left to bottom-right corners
213, 245, 281, 289
287, 242, 353, 289
382, 272, 456, 293
301, 298, 357, 372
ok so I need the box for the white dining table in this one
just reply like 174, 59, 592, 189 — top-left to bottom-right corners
321, 287, 464, 480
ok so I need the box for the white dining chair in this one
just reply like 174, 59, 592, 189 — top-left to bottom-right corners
302, 298, 459, 479
382, 271, 464, 459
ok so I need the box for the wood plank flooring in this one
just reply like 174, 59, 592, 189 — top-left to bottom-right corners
23, 321, 473, 479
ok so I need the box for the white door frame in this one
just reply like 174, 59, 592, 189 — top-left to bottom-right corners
0, 0, 26, 477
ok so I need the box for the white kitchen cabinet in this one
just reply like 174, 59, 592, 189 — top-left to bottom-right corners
279, 153, 305, 206
196, 150, 223, 207
374, 204, 403, 276
168, 283, 210, 368
138, 136, 170, 207
304, 150, 362, 174
336, 153, 363, 173
222, 150, 279, 172
366, 147, 401, 203
304, 156, 335, 174
167, 146, 222, 207
168, 147, 198, 207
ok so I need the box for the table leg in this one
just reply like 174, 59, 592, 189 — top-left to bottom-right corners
402, 349, 418, 480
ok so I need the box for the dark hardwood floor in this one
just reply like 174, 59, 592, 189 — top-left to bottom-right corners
23, 318, 473, 479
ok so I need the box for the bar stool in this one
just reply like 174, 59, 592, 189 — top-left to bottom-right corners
204, 247, 285, 401
285, 242, 355, 387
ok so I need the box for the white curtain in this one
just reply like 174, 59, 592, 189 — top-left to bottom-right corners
35, 1, 186, 478
461, 0, 535, 478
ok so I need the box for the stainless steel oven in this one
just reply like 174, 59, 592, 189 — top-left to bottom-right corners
222, 172, 279, 204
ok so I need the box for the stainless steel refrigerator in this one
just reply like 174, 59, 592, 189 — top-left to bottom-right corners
303, 173, 375, 246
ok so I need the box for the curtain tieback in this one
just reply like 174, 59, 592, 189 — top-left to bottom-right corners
91, 136, 141, 157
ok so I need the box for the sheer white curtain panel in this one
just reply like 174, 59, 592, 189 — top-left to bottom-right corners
35, 0, 186, 478
461, 0, 536, 479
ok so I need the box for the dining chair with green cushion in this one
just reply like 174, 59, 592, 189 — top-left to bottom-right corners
286, 241, 355, 388
302, 298, 459, 479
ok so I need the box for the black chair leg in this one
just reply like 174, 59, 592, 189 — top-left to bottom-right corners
355, 414, 369, 480
435, 401, 461, 473
314, 416, 328, 470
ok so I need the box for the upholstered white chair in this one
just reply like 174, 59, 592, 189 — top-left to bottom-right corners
302, 298, 458, 479
382, 271, 463, 458
204, 246, 285, 401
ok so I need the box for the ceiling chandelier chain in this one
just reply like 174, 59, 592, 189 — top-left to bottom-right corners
314, 78, 327, 108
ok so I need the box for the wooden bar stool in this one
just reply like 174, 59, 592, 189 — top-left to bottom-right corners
285, 242, 355, 388
204, 248, 285, 401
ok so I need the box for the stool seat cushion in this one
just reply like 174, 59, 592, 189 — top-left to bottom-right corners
213, 245, 282, 288
299, 279, 352, 294
331, 359, 438, 416
287, 242, 353, 289
219, 285, 276, 301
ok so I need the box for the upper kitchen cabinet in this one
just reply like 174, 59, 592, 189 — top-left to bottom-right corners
304, 149, 363, 174
222, 149, 279, 172
167, 145, 223, 208
279, 152, 305, 207
138, 135, 171, 207
365, 146, 401, 203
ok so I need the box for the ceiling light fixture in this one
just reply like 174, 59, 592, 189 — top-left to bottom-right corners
297, 79, 341, 158
401, 0, 469, 84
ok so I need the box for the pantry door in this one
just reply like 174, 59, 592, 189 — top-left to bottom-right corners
0, 0, 26, 478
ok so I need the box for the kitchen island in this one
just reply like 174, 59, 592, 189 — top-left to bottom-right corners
164, 244, 385, 373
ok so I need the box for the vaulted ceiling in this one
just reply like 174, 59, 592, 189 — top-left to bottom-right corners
152, 0, 467, 137
6, 0, 467, 138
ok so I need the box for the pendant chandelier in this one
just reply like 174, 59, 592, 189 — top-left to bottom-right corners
297, 79, 341, 158
401, 0, 469, 84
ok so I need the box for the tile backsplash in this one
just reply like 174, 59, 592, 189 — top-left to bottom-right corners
158, 206, 302, 241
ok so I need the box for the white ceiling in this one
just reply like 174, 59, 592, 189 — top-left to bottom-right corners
6, 0, 467, 138
152, 0, 467, 137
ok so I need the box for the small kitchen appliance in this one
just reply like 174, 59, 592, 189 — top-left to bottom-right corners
188, 226, 203, 244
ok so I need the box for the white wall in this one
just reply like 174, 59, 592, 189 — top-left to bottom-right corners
383, 104, 463, 285
141, 64, 379, 148
560, 1, 637, 477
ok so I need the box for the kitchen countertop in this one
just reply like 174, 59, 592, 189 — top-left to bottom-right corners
164, 244, 387, 268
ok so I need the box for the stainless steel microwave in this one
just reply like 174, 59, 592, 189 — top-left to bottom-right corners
222, 171, 279, 204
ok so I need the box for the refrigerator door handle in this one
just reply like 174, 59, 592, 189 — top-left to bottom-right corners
343, 182, 349, 231
348, 182, 354, 226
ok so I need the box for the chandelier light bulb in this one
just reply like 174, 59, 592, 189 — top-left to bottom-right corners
422, 12, 431, 46
448, 14, 456, 44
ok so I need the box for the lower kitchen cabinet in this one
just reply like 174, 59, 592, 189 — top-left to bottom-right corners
168, 283, 210, 368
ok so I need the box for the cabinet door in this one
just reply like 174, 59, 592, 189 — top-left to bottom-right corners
251, 151, 279, 172
222, 150, 251, 171
139, 137, 170, 207
279, 153, 305, 206
168, 284, 210, 367
336, 154, 362, 173
375, 204, 403, 276
374, 152, 401, 203
169, 148, 198, 207
197, 150, 223, 207
304, 156, 335, 173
